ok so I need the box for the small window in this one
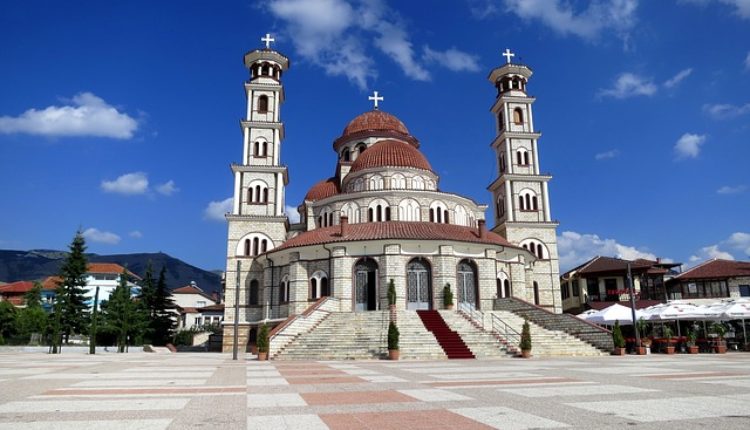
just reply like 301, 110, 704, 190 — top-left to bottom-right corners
244, 239, 251, 256
258, 95, 269, 113
533, 281, 540, 305
740, 285, 750, 297
513, 108, 523, 125
249, 280, 259, 306
342, 148, 351, 162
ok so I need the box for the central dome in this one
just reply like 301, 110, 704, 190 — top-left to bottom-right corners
350, 139, 432, 173
335, 110, 419, 147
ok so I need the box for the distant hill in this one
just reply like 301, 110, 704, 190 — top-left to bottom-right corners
0, 249, 222, 295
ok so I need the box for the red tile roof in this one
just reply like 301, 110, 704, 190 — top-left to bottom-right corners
274, 221, 515, 252
172, 285, 205, 295
335, 110, 418, 147
42, 276, 61, 290
0, 281, 35, 294
563, 256, 656, 277
349, 139, 433, 174
198, 303, 224, 312
87, 263, 141, 279
304, 177, 340, 202
673, 259, 750, 281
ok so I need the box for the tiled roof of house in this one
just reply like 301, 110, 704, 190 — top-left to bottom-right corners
563, 256, 661, 278
87, 263, 141, 279
0, 281, 35, 294
41, 276, 61, 290
672, 259, 750, 281
274, 221, 515, 252
349, 139, 433, 174
172, 285, 216, 302
198, 303, 224, 312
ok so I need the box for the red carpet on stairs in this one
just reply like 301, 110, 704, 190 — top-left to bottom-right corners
416, 310, 475, 359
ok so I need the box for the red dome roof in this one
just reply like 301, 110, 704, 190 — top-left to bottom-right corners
349, 139, 432, 173
304, 177, 340, 202
335, 110, 418, 147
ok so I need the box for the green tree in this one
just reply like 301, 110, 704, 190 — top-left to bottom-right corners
387, 321, 399, 351
103, 269, 144, 352
137, 262, 157, 343
16, 282, 48, 344
0, 301, 17, 345
150, 266, 176, 345
54, 231, 90, 347
520, 319, 532, 352
612, 320, 626, 349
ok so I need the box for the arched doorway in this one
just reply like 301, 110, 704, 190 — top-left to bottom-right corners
407, 258, 432, 310
457, 260, 479, 309
354, 258, 378, 312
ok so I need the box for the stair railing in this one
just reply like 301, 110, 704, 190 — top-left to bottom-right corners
457, 302, 485, 330
490, 313, 521, 347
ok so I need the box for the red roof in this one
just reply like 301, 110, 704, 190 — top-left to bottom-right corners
673, 259, 750, 281
304, 177, 340, 202
349, 139, 433, 174
274, 221, 515, 252
0, 281, 35, 294
335, 110, 418, 146
172, 285, 205, 295
42, 276, 61, 290
87, 263, 141, 279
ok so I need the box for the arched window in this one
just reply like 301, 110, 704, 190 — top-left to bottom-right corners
429, 201, 448, 224
497, 196, 505, 217
355, 143, 367, 157
499, 154, 506, 173
533, 281, 540, 305
520, 239, 547, 260
391, 174, 406, 189
368, 199, 388, 223
258, 95, 269, 113
236, 233, 273, 256
248, 280, 259, 306
457, 260, 479, 309
263, 188, 269, 203
254, 140, 268, 157
443, 209, 449, 224
341, 202, 360, 223
498, 111, 504, 131
248, 181, 268, 204
398, 198, 421, 222
369, 175, 384, 190
244, 239, 251, 256
260, 239, 267, 253
385, 207, 391, 221
524, 151, 530, 165
519, 189, 537, 211
342, 148, 351, 162
513, 107, 524, 125
280, 275, 289, 303
454, 205, 468, 226
412, 176, 425, 190
310, 271, 328, 299
252, 237, 259, 256
497, 272, 511, 298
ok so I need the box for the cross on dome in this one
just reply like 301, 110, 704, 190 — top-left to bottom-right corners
502, 48, 515, 64
368, 91, 384, 110
261, 33, 275, 49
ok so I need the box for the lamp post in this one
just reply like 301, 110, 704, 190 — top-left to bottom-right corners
627, 263, 641, 347
89, 286, 99, 355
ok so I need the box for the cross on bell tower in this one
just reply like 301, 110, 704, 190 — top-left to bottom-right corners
502, 48, 515, 64
368, 91, 384, 110
261, 33, 275, 49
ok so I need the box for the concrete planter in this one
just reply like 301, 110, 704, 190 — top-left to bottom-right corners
688, 345, 699, 354
257, 352, 268, 361
388, 349, 399, 360
521, 349, 531, 358
664, 346, 675, 355
612, 347, 626, 356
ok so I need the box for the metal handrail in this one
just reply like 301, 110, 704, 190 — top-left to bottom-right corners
490, 313, 521, 347
457, 302, 485, 330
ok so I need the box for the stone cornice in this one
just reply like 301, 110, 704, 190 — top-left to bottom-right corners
230, 164, 289, 185
487, 173, 553, 191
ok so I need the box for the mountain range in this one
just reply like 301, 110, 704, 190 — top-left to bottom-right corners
0, 249, 223, 295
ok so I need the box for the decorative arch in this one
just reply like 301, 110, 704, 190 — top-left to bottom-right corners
310, 270, 329, 299
236, 232, 274, 257
429, 201, 449, 224
367, 198, 390, 222
253, 138, 268, 157
411, 176, 425, 190
406, 258, 432, 310
353, 177, 365, 192
354, 142, 367, 159
247, 179, 269, 204
454, 205, 469, 226
280, 275, 290, 303
398, 198, 421, 222
318, 206, 334, 228
341, 202, 360, 223
520, 238, 548, 260
368, 174, 384, 190
516, 147, 530, 166
341, 147, 351, 162
513, 107, 524, 124
390, 173, 406, 189
497, 271, 511, 298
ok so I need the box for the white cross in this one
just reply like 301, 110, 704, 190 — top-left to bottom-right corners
368, 91, 384, 110
502, 48, 515, 64
261, 33, 275, 49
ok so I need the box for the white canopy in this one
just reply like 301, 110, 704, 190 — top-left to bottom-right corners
586, 303, 644, 325
576, 309, 600, 321
642, 303, 709, 321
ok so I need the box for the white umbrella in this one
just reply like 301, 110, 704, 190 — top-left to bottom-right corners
643, 303, 708, 321
576, 309, 600, 321
587, 303, 644, 326
720, 301, 750, 344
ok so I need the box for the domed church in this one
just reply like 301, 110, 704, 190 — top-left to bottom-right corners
222, 37, 561, 352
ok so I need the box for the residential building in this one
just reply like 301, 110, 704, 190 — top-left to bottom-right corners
667, 259, 750, 304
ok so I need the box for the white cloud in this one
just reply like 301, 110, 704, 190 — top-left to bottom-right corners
599, 73, 657, 98
688, 231, 750, 262
501, 0, 639, 41
129, 230, 143, 239
745, 51, 750, 70
101, 172, 149, 195
689, 245, 735, 262
595, 149, 620, 160
156, 180, 179, 196
370, 16, 431, 81
285, 205, 301, 223
204, 197, 233, 222
0, 92, 138, 139
664, 67, 693, 88
557, 230, 658, 272
467, 0, 498, 18
422, 46, 481, 72
702, 102, 750, 119
727, 232, 750, 256
717, 185, 747, 194
679, 0, 750, 19
82, 228, 121, 245
674, 133, 706, 159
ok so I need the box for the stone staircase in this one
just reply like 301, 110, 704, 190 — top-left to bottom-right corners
484, 310, 607, 356
417, 310, 475, 359
494, 297, 613, 353
269, 297, 339, 358
438, 311, 514, 358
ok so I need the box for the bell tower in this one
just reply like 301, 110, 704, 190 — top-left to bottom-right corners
224, 34, 290, 349
487, 49, 561, 312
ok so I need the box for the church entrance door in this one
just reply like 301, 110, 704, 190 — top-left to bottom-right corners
407, 259, 432, 310
354, 259, 378, 312
458, 260, 479, 310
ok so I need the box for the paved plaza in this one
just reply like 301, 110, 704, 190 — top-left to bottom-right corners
1, 351, 750, 429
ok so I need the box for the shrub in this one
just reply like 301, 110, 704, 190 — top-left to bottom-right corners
663, 325, 673, 340
710, 322, 727, 339
387, 321, 399, 351
443, 284, 454, 307
612, 320, 626, 348
257, 324, 269, 353
387, 279, 396, 306
172, 329, 196, 346
687, 329, 697, 347
520, 319, 532, 351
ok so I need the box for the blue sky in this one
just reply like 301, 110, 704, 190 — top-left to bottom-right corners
1, 0, 748, 273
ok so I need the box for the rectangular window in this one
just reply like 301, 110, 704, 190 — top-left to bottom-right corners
586, 278, 599, 301
604, 279, 619, 301
740, 285, 750, 297
572, 281, 580, 297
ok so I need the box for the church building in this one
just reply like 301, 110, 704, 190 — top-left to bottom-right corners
222, 36, 561, 352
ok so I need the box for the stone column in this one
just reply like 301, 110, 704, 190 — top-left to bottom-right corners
287, 252, 307, 315
331, 246, 351, 312
434, 245, 456, 309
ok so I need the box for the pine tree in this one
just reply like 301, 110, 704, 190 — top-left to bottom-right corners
103, 269, 144, 352
52, 230, 90, 351
138, 262, 157, 343
151, 266, 176, 345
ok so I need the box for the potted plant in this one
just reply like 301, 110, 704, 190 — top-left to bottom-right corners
611, 320, 626, 355
711, 322, 727, 354
387, 321, 399, 360
636, 317, 651, 355
519, 319, 532, 358
443, 283, 454, 310
387, 279, 396, 310
256, 323, 269, 361
686, 329, 699, 354
663, 325, 675, 354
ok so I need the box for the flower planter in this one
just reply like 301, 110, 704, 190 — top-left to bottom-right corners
388, 349, 400, 361
636, 347, 649, 355
521, 349, 532, 358
715, 344, 727, 354
445, 304, 454, 311
612, 347, 626, 356
664, 346, 675, 355
257, 351, 268, 361
687, 345, 699, 354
